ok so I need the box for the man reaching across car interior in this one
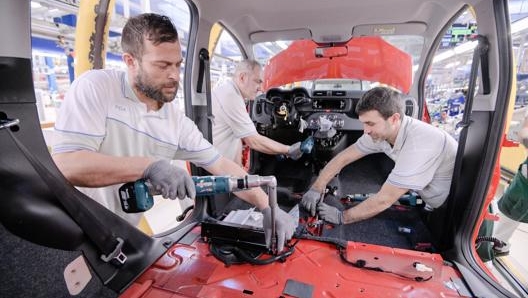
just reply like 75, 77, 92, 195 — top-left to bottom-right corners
212, 59, 305, 166
301, 86, 458, 224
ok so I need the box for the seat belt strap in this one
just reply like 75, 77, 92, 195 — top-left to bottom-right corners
2, 120, 126, 267
198, 48, 215, 142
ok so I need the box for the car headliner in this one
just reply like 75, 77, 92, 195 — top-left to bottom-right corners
192, 0, 467, 45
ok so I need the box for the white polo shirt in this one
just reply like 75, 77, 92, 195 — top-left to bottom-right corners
53, 69, 220, 224
212, 79, 257, 165
354, 115, 457, 208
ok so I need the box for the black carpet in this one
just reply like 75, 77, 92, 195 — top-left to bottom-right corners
0, 223, 117, 298
318, 198, 433, 250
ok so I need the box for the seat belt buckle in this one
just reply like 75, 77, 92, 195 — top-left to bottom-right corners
100, 237, 127, 266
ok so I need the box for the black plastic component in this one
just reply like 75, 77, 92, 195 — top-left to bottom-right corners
0, 57, 35, 104
209, 243, 262, 265
201, 219, 267, 251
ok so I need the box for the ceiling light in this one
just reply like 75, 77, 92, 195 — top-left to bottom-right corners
444, 61, 461, 69
433, 50, 455, 63
453, 40, 477, 54
276, 40, 290, 50
511, 16, 528, 34
30, 1, 42, 9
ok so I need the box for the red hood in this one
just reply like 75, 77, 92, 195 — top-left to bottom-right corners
263, 37, 412, 93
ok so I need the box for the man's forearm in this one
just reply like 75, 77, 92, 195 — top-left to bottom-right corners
243, 134, 289, 155
53, 150, 152, 187
312, 161, 341, 192
341, 195, 393, 224
342, 183, 407, 224
233, 188, 269, 210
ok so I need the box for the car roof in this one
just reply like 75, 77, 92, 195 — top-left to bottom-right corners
188, 0, 482, 99
192, 0, 465, 44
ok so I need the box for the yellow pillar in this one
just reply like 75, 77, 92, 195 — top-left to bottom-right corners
208, 23, 224, 57
74, 0, 115, 77
500, 56, 526, 172
137, 216, 154, 236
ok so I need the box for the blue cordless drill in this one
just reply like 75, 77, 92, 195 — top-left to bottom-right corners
120, 176, 248, 213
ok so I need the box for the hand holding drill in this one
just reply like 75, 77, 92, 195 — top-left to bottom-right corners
143, 159, 196, 200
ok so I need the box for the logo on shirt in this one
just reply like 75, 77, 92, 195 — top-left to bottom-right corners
114, 104, 127, 112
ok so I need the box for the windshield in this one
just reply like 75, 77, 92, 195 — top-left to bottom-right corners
312, 79, 369, 90
253, 35, 424, 92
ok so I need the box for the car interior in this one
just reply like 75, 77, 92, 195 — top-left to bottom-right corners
0, 0, 520, 297
212, 83, 434, 251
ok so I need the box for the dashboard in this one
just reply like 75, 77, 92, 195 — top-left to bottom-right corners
250, 86, 417, 191
252, 87, 365, 131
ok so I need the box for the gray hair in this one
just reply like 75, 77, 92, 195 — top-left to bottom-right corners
234, 59, 262, 76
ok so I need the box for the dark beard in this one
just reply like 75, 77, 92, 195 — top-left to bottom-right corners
135, 72, 177, 103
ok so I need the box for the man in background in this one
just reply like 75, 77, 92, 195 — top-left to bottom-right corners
212, 60, 304, 166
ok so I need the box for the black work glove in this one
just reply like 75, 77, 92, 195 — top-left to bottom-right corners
142, 160, 196, 200
301, 188, 322, 216
286, 142, 303, 160
261, 207, 296, 252
317, 202, 343, 225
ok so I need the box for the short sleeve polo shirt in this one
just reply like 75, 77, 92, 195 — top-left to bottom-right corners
212, 79, 258, 165
354, 116, 457, 208
52, 69, 220, 224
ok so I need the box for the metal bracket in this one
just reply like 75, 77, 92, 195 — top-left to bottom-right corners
0, 118, 20, 130
64, 255, 92, 296
100, 237, 127, 266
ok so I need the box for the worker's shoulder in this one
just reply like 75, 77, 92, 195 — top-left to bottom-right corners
69, 69, 125, 96
404, 116, 453, 147
406, 116, 443, 134
213, 79, 239, 97
76, 69, 124, 84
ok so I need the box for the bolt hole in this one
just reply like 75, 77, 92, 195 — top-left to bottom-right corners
242, 289, 254, 295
